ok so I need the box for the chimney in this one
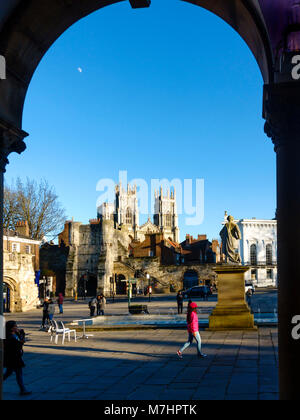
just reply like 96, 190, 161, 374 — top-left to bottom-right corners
15, 221, 30, 237
186, 234, 193, 244
198, 234, 207, 241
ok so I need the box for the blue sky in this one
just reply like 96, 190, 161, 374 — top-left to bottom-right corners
6, 0, 276, 241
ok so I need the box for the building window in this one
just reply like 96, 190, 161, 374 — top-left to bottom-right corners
266, 244, 273, 265
250, 244, 257, 265
25, 245, 31, 254
251, 269, 257, 281
149, 251, 154, 257
267, 269, 273, 280
12, 243, 20, 253
126, 208, 133, 225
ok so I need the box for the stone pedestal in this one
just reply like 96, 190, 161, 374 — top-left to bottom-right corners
208, 265, 256, 331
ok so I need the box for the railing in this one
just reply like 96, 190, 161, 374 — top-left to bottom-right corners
244, 261, 277, 267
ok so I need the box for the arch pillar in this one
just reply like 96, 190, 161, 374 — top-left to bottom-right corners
264, 82, 300, 400
0, 119, 27, 399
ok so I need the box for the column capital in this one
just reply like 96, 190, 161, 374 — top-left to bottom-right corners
0, 119, 28, 172
263, 83, 300, 152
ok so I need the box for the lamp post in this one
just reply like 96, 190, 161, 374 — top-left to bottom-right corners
146, 273, 151, 302
128, 278, 133, 309
83, 272, 88, 300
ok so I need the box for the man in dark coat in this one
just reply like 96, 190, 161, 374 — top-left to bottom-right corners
3, 321, 31, 396
41, 298, 50, 329
177, 291, 184, 314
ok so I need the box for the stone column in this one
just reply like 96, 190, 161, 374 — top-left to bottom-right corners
0, 120, 27, 400
264, 82, 300, 400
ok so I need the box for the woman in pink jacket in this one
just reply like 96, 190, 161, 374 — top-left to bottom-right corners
177, 302, 206, 359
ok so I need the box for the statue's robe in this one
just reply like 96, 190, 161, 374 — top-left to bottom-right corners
220, 222, 242, 264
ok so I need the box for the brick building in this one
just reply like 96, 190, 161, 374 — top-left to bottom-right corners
130, 233, 182, 265
180, 234, 220, 264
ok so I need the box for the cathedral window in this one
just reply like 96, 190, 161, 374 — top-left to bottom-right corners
126, 208, 133, 225
166, 213, 172, 227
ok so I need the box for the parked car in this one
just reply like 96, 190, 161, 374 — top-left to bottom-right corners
245, 282, 255, 295
183, 286, 212, 299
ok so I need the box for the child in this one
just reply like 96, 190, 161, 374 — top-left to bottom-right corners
177, 302, 206, 359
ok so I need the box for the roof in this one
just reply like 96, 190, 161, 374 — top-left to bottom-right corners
4, 229, 41, 244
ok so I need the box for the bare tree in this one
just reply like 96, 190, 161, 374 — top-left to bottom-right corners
4, 178, 67, 240
3, 187, 19, 230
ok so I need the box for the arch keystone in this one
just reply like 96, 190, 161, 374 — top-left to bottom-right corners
129, 0, 151, 9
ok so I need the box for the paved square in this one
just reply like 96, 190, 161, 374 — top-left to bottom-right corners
3, 304, 278, 400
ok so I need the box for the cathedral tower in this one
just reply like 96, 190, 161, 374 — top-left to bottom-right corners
115, 183, 139, 236
154, 187, 179, 243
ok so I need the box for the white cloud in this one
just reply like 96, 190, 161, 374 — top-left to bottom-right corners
77, 67, 83, 73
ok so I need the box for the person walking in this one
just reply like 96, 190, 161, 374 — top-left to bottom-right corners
176, 291, 184, 314
41, 298, 50, 329
246, 289, 252, 311
203, 287, 208, 302
98, 294, 106, 316
57, 293, 64, 314
177, 302, 206, 359
48, 299, 56, 322
96, 294, 101, 316
3, 321, 32, 396
89, 297, 97, 317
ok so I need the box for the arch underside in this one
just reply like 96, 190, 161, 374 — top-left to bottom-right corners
0, 0, 272, 129
3, 275, 17, 290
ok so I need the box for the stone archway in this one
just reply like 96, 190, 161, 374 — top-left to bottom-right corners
183, 269, 199, 289
3, 276, 18, 313
0, 0, 300, 401
115, 274, 127, 295
0, 0, 273, 133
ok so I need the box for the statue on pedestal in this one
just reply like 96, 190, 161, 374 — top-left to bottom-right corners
220, 215, 242, 264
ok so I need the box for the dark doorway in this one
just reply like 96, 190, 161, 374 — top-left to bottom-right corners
116, 275, 127, 295
183, 270, 199, 289
78, 274, 97, 297
3, 283, 11, 313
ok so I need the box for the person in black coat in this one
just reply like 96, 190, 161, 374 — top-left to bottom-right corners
41, 299, 50, 329
176, 291, 184, 314
3, 321, 31, 396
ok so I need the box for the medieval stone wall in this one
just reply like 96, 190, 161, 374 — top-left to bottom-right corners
4, 250, 39, 312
